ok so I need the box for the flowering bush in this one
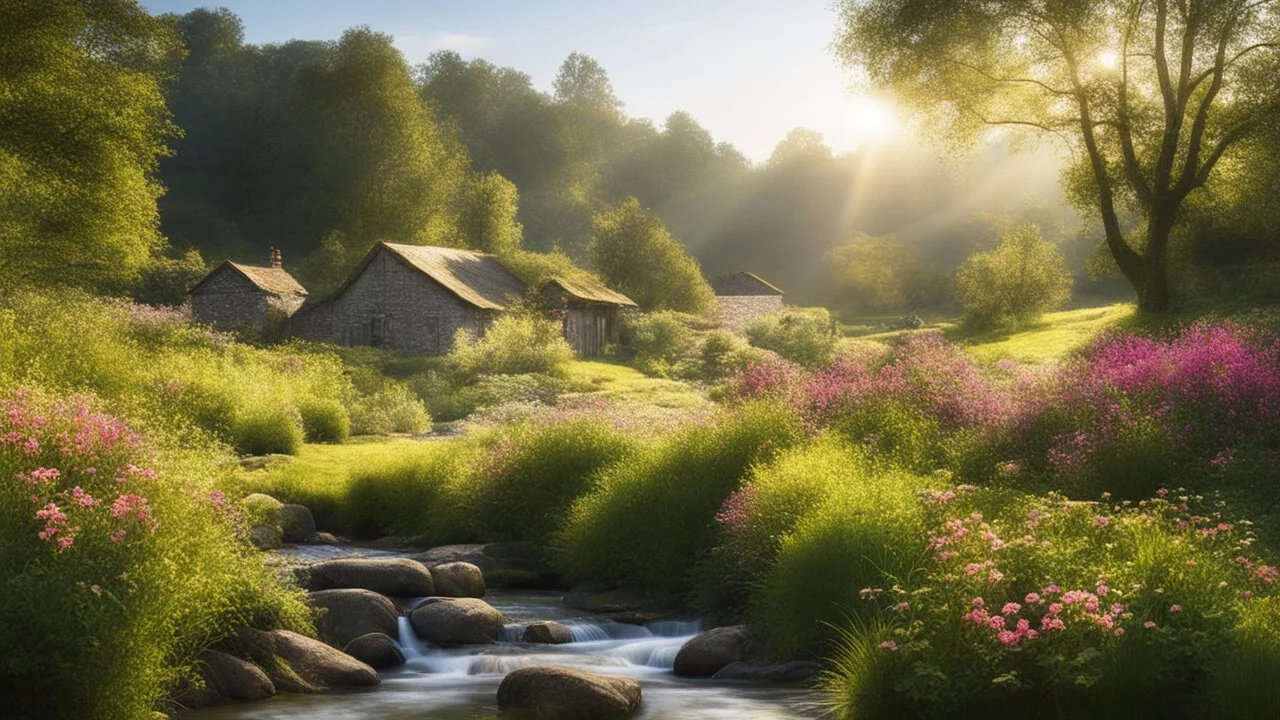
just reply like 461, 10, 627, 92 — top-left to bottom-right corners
0, 390, 308, 719
824, 486, 1279, 719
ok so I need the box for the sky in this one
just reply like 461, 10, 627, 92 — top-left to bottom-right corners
140, 0, 900, 163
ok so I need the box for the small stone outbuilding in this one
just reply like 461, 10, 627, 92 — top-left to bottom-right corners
188, 249, 308, 332
288, 242, 526, 354
711, 272, 784, 332
540, 276, 637, 357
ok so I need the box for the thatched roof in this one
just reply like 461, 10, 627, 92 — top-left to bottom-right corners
190, 261, 308, 297
543, 276, 637, 307
710, 271, 784, 297
379, 243, 527, 310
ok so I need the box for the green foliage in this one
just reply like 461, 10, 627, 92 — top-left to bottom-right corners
340, 443, 477, 541
0, 0, 181, 293
623, 311, 699, 376
348, 383, 432, 435
0, 392, 310, 720
297, 396, 351, 444
826, 234, 948, 315
231, 403, 304, 456
454, 171, 524, 255
588, 198, 715, 314
745, 307, 838, 366
449, 312, 574, 379
955, 225, 1073, 331
1199, 597, 1280, 720
467, 421, 636, 545
133, 248, 208, 307
556, 401, 805, 597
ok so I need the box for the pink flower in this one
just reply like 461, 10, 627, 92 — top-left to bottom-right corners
877, 640, 897, 651
1047, 603, 1063, 616
988, 615, 1006, 630
1041, 616, 1066, 631
1024, 592, 1042, 605
1095, 516, 1110, 527
1043, 583, 1061, 595
1169, 604, 1183, 614
1144, 621, 1157, 629
997, 630, 1021, 646
111, 494, 151, 523
1001, 602, 1021, 616
892, 602, 909, 613
109, 529, 127, 543
71, 486, 100, 508
56, 535, 74, 551
1114, 628, 1125, 637
1096, 584, 1109, 597
971, 596, 985, 607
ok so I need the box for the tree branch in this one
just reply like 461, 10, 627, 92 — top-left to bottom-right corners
1117, 0, 1154, 207
941, 55, 1074, 96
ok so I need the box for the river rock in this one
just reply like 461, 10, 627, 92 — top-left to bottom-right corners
409, 597, 504, 646
431, 561, 486, 598
307, 557, 434, 597
417, 544, 495, 570
673, 625, 757, 678
305, 531, 343, 545
563, 584, 667, 619
263, 629, 380, 692
248, 524, 282, 550
343, 632, 404, 669
279, 504, 316, 543
307, 589, 399, 647
418, 542, 553, 588
497, 665, 642, 720
712, 660, 822, 683
176, 651, 275, 708
521, 621, 574, 644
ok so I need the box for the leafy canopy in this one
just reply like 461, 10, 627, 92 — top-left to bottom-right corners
588, 198, 715, 314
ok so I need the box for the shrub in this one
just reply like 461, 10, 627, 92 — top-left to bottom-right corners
0, 391, 309, 720
696, 329, 773, 382
231, 403, 305, 456
339, 444, 476, 541
588, 197, 716, 314
452, 373, 567, 415
449, 311, 574, 378
622, 311, 698, 377
556, 401, 805, 597
823, 488, 1279, 719
466, 420, 636, 546
745, 307, 838, 366
955, 224, 1072, 331
348, 383, 432, 435
297, 395, 351, 444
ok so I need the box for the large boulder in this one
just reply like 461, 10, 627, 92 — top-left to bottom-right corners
497, 666, 642, 720
431, 562, 486, 598
279, 504, 316, 543
417, 544, 495, 571
176, 651, 275, 708
263, 629, 380, 693
307, 589, 399, 648
343, 633, 404, 669
307, 557, 434, 597
522, 621, 574, 645
672, 625, 757, 678
418, 542, 555, 589
712, 660, 822, 683
408, 597, 504, 646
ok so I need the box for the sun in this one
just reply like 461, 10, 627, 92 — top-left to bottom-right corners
846, 95, 900, 145
1098, 50, 1121, 70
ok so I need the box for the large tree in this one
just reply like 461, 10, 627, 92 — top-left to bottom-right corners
588, 198, 714, 314
837, 0, 1280, 311
0, 0, 181, 291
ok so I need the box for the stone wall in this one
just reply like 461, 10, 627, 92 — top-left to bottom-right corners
288, 248, 487, 354
191, 269, 268, 330
716, 295, 783, 333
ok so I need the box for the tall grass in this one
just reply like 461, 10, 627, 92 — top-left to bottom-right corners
556, 401, 804, 597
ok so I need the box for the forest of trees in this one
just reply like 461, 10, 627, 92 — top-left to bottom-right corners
3, 2, 1278, 315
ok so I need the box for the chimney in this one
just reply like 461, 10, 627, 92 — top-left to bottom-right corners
268, 247, 282, 269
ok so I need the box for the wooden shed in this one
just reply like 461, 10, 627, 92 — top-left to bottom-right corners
188, 249, 308, 333
540, 276, 637, 357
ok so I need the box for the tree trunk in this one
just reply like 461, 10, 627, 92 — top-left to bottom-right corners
1139, 206, 1177, 313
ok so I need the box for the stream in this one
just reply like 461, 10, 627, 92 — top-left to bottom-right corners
181, 548, 825, 719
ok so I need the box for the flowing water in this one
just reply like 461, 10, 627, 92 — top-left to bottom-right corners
181, 585, 825, 719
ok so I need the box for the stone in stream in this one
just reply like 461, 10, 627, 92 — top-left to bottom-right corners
521, 621, 574, 644
175, 650, 275, 708
712, 660, 822, 683
261, 629, 380, 693
279, 503, 316, 543
306, 557, 434, 597
343, 632, 405, 669
431, 561, 486, 598
497, 665, 642, 720
408, 597, 505, 646
248, 524, 282, 550
418, 541, 556, 589
307, 588, 399, 648
672, 625, 758, 678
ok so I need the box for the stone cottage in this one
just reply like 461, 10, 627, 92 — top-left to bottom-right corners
288, 242, 527, 354
540, 276, 637, 357
188, 249, 308, 332
711, 271, 784, 331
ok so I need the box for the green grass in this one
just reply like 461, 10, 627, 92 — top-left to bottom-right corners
223, 437, 450, 532
562, 360, 710, 410
956, 303, 1135, 363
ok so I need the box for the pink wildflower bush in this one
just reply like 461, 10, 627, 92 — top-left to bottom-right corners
0, 390, 309, 719
826, 485, 1278, 718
